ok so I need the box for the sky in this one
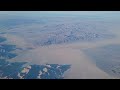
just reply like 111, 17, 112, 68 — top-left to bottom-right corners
0, 11, 120, 21
0, 11, 120, 17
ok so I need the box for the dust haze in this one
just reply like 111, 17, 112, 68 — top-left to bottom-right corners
1, 11, 120, 79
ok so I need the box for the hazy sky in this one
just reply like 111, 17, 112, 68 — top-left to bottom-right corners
0, 11, 120, 17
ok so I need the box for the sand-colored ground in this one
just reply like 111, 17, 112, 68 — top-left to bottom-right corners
4, 21, 120, 79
